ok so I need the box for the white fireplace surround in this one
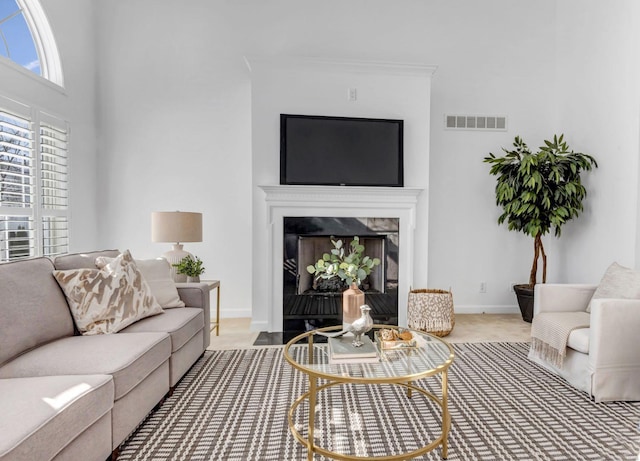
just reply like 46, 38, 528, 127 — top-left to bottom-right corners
259, 184, 424, 332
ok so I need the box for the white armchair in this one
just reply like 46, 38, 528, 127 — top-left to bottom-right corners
528, 283, 640, 402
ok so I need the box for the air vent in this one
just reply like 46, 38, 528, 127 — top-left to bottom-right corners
445, 114, 507, 131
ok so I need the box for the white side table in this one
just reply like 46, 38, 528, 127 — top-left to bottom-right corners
202, 280, 221, 336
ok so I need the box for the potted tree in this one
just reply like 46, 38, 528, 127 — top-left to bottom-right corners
484, 134, 597, 322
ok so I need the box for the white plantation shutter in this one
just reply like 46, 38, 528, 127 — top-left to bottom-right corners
0, 112, 32, 207
0, 97, 70, 261
0, 215, 34, 260
39, 114, 69, 257
0, 103, 35, 261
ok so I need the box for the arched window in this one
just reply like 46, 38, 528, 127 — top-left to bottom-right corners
0, 1, 67, 261
0, 96, 69, 261
0, 0, 63, 86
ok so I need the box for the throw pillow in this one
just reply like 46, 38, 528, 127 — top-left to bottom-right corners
53, 250, 163, 335
587, 262, 640, 312
96, 256, 185, 308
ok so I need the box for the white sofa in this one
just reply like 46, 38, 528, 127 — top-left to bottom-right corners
0, 250, 211, 461
528, 283, 640, 402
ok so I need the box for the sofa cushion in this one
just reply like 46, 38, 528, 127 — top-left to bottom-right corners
53, 250, 164, 335
0, 332, 171, 400
588, 262, 640, 312
121, 307, 204, 352
135, 258, 186, 308
97, 256, 185, 309
0, 257, 74, 368
567, 327, 590, 354
0, 374, 113, 461
53, 249, 120, 270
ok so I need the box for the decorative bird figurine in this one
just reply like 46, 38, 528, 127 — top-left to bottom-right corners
349, 304, 374, 347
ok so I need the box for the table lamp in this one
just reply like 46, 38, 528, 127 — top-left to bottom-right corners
151, 211, 203, 282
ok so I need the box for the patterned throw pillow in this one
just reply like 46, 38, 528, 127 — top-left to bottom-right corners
53, 250, 163, 335
587, 262, 640, 312
96, 256, 185, 308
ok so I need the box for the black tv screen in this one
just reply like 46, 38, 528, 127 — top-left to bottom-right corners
280, 114, 404, 187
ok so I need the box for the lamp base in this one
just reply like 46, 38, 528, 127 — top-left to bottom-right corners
162, 244, 192, 282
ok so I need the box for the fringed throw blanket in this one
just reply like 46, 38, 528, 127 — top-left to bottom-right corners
530, 311, 591, 367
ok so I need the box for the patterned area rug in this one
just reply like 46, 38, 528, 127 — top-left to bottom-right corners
117, 343, 640, 460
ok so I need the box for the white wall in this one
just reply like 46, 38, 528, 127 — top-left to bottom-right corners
555, 0, 640, 281
0, 0, 99, 252
91, 0, 640, 322
95, 2, 253, 317
425, 1, 558, 312
247, 58, 433, 331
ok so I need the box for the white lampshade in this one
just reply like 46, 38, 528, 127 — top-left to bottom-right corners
151, 211, 203, 243
151, 211, 203, 282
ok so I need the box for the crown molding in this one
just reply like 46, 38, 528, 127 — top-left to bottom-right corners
245, 55, 437, 77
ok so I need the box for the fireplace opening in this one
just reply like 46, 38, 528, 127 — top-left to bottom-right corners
297, 235, 387, 294
283, 217, 399, 340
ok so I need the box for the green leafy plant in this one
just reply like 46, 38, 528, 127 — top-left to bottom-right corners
484, 134, 597, 286
306, 236, 381, 287
173, 255, 205, 277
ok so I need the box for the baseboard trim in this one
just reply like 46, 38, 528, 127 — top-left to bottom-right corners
250, 319, 269, 332
220, 308, 252, 319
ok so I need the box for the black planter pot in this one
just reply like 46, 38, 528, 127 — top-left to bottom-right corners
513, 284, 534, 323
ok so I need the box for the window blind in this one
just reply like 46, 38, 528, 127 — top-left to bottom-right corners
39, 115, 69, 258
0, 101, 69, 261
0, 110, 33, 208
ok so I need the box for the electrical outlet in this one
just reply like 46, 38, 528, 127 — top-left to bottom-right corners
479, 282, 487, 293
348, 87, 357, 101
509, 281, 518, 292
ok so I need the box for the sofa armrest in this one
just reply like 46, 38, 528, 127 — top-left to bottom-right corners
175, 283, 211, 349
589, 298, 640, 369
533, 283, 597, 315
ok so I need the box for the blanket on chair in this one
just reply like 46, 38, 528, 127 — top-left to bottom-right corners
530, 311, 591, 367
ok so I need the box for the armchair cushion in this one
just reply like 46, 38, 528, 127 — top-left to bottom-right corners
587, 262, 640, 312
530, 311, 590, 367
567, 327, 589, 354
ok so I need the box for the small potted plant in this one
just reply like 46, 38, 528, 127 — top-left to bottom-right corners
484, 134, 597, 322
173, 255, 205, 283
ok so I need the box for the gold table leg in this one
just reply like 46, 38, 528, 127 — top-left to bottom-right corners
208, 282, 221, 336
308, 376, 316, 460
307, 334, 315, 460
442, 369, 449, 459
215, 284, 220, 336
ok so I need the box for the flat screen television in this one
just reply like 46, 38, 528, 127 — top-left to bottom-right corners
280, 114, 404, 187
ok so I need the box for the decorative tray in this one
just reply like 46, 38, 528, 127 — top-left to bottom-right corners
375, 329, 417, 350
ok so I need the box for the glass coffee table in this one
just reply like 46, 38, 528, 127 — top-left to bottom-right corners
283, 325, 455, 460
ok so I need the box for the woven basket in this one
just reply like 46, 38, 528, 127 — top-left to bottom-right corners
407, 288, 455, 337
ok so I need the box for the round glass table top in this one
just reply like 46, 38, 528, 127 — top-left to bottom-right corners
283, 325, 455, 383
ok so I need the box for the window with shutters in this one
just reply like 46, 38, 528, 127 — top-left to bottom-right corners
0, 96, 69, 261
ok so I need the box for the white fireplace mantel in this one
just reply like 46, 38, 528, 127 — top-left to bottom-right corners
259, 184, 425, 332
